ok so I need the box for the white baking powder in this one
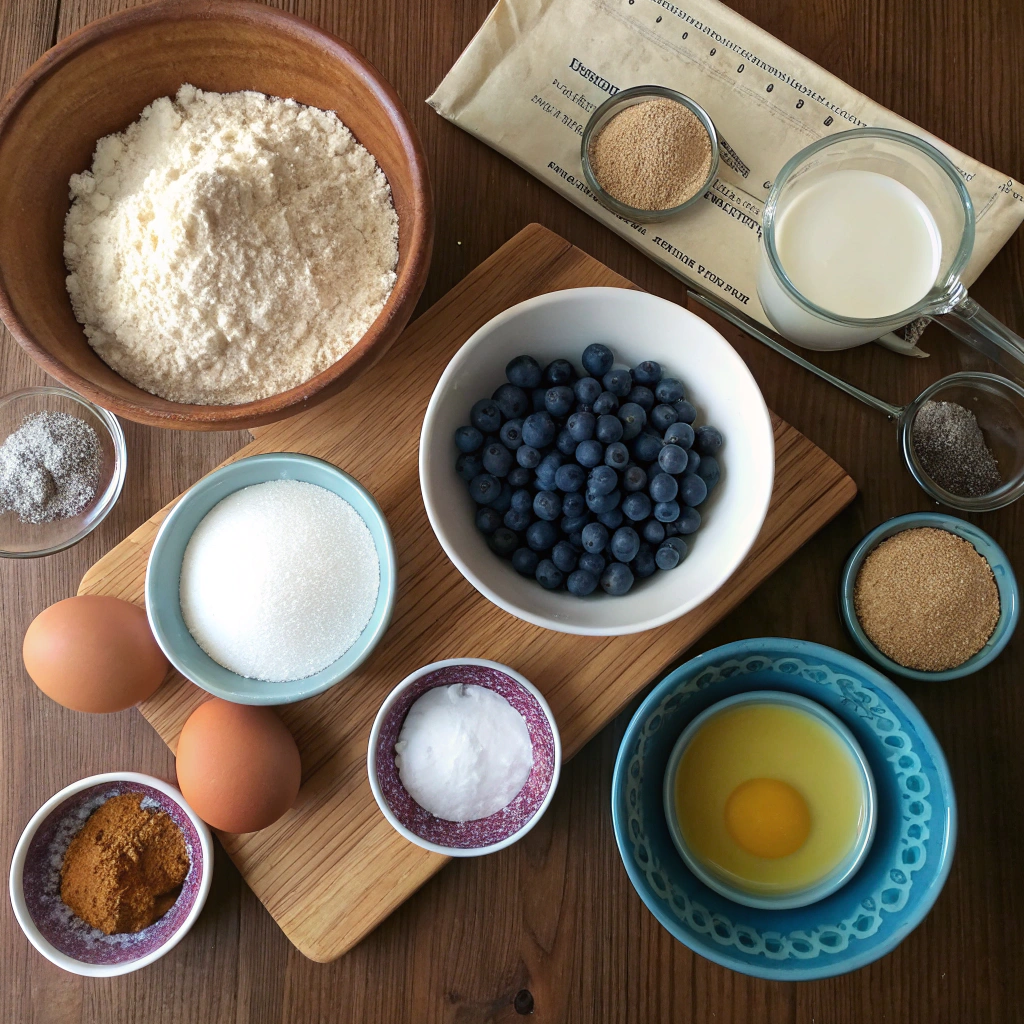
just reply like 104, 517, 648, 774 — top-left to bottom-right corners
64, 84, 398, 405
179, 479, 380, 682
394, 684, 534, 822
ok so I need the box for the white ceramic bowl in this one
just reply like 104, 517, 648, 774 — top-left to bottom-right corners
420, 288, 775, 635
367, 659, 561, 856
9, 773, 213, 976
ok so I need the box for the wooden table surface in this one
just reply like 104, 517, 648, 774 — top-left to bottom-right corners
1, 1, 1021, 1021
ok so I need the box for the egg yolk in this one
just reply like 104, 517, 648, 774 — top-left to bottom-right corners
724, 778, 811, 859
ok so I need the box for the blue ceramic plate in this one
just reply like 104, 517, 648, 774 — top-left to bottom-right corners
611, 638, 957, 981
146, 453, 397, 705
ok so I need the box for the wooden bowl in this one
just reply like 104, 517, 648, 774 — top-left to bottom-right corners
0, 0, 432, 429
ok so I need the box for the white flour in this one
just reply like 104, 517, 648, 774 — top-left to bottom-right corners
64, 85, 399, 405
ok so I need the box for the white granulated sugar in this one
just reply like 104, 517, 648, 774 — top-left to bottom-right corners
395, 684, 534, 822
64, 84, 399, 405
179, 479, 380, 682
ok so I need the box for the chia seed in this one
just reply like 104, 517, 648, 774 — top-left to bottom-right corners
911, 400, 1002, 498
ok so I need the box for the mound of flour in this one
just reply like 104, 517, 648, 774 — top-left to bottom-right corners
64, 85, 398, 405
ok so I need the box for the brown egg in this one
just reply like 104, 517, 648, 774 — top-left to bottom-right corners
23, 596, 169, 713
175, 699, 301, 833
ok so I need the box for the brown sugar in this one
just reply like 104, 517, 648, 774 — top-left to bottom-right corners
60, 792, 189, 935
589, 97, 713, 211
853, 527, 999, 672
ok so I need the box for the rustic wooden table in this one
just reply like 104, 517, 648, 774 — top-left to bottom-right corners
1, 1, 1021, 1021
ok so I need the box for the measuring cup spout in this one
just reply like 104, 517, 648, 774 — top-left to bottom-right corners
935, 296, 1024, 382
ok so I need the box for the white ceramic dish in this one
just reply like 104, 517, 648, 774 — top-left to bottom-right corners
419, 288, 775, 635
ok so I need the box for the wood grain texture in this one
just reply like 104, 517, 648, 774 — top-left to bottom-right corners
2, 0, 1022, 1020
76, 224, 856, 962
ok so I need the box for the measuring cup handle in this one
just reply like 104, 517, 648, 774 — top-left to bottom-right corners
935, 298, 1024, 382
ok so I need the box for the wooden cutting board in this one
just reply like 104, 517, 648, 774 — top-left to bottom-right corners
78, 224, 857, 963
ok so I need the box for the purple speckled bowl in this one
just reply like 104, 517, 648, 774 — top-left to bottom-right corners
9, 773, 213, 976
368, 659, 562, 856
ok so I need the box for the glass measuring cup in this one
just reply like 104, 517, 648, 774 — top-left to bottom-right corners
690, 290, 1024, 512
758, 129, 1024, 379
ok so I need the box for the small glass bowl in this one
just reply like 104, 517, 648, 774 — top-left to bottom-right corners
581, 85, 720, 223
0, 386, 126, 558
900, 371, 1024, 512
839, 512, 1019, 681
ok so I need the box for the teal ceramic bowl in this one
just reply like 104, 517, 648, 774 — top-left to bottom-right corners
840, 512, 1018, 681
146, 453, 397, 705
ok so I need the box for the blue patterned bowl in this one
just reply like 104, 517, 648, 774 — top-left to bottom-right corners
611, 638, 957, 980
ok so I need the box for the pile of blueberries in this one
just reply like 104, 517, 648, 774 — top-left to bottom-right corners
454, 344, 723, 597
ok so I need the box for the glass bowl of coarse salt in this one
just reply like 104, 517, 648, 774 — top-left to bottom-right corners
581, 84, 720, 223
0, 386, 126, 558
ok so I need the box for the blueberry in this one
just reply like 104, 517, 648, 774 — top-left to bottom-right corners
663, 421, 695, 449
627, 385, 655, 412
604, 442, 629, 470
552, 540, 579, 573
649, 404, 678, 433
470, 398, 502, 433
602, 368, 633, 397
567, 569, 598, 597
503, 507, 530, 532
697, 454, 720, 491
482, 442, 513, 477
674, 399, 697, 424
555, 463, 586, 492
632, 544, 657, 578
588, 465, 618, 496
567, 410, 596, 442
533, 490, 561, 521
623, 464, 648, 492
526, 519, 558, 551
455, 425, 483, 453
506, 354, 542, 389
562, 491, 586, 517
597, 507, 624, 530
642, 519, 666, 545
486, 482, 513, 513
649, 472, 678, 503
556, 428, 579, 456
535, 559, 564, 590
601, 562, 634, 596
456, 453, 482, 482
622, 491, 651, 522
658, 444, 688, 475
469, 473, 500, 504
685, 449, 701, 475
499, 419, 525, 451
582, 343, 614, 377
654, 499, 681, 522
508, 466, 531, 488
512, 547, 540, 577
617, 402, 647, 441
532, 387, 548, 412
677, 505, 701, 534
535, 451, 563, 489
543, 359, 575, 386
475, 506, 502, 535
545, 385, 574, 418
592, 391, 619, 416
488, 527, 519, 557
511, 488, 533, 514
567, 530, 585, 551
578, 551, 606, 576
680, 473, 708, 506
632, 360, 662, 386
610, 526, 640, 563
586, 487, 620, 514
631, 432, 663, 464
492, 383, 529, 420
522, 411, 556, 449
656, 536, 689, 570
695, 425, 724, 455
576, 439, 604, 468
581, 522, 609, 553
595, 414, 623, 444
516, 445, 541, 469
655, 377, 685, 403
561, 510, 589, 531
574, 376, 602, 405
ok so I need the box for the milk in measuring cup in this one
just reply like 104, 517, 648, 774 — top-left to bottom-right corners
758, 169, 942, 349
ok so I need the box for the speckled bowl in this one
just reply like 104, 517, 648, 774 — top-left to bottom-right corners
367, 659, 561, 856
9, 773, 213, 976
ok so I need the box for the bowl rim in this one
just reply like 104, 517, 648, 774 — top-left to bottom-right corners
839, 512, 1019, 681
145, 452, 398, 705
366, 658, 562, 857
661, 689, 878, 910
611, 637, 958, 981
0, 0, 433, 430
8, 771, 214, 977
418, 286, 775, 636
0, 385, 126, 558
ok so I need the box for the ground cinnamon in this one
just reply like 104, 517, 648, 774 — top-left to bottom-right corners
60, 792, 189, 935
